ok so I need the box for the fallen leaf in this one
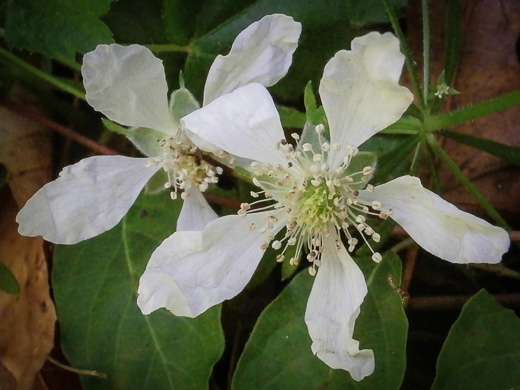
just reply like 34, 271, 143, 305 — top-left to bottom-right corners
0, 361, 17, 390
0, 84, 53, 207
0, 84, 56, 390
442, 0, 520, 217
406, 0, 520, 218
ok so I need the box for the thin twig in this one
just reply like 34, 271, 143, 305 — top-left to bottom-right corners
510, 230, 520, 241
0, 98, 118, 156
407, 293, 520, 310
203, 192, 242, 210
401, 244, 419, 294
47, 356, 107, 379
471, 263, 520, 281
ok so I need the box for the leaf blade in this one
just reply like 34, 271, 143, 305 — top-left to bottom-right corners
232, 252, 407, 389
53, 191, 224, 389
432, 290, 520, 390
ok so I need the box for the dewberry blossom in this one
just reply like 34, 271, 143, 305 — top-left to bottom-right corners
137, 32, 510, 380
16, 14, 301, 244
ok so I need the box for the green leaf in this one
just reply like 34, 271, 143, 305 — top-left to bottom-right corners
369, 134, 421, 185
441, 130, 520, 166
232, 252, 407, 389
163, 0, 203, 45
443, 0, 462, 86
0, 262, 20, 295
169, 86, 200, 125
53, 191, 224, 389
4, 0, 114, 60
432, 290, 520, 390
278, 106, 306, 129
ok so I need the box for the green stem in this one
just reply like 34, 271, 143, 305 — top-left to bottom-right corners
381, 0, 425, 108
425, 139, 442, 193
426, 135, 510, 229
0, 47, 85, 99
389, 237, 415, 254
146, 43, 192, 53
424, 90, 520, 131
471, 263, 520, 281
409, 140, 423, 175
422, 0, 430, 103
56, 56, 81, 72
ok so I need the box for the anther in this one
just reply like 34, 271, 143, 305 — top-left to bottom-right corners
372, 252, 383, 263
302, 143, 313, 152
371, 201, 382, 210
315, 124, 325, 134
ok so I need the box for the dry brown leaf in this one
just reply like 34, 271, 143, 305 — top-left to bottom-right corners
0, 84, 56, 390
0, 85, 53, 207
0, 361, 17, 390
442, 0, 520, 217
407, 0, 520, 218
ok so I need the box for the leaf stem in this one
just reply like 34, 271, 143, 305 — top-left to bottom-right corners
0, 98, 117, 155
0, 47, 85, 99
426, 135, 509, 229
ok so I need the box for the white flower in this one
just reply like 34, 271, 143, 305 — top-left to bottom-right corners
137, 32, 510, 380
16, 14, 301, 244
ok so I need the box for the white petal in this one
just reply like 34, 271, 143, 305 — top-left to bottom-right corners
305, 232, 374, 381
17, 156, 160, 245
359, 175, 510, 264
82, 44, 176, 134
319, 32, 413, 169
182, 83, 286, 166
137, 211, 286, 317
177, 188, 217, 231
203, 14, 301, 105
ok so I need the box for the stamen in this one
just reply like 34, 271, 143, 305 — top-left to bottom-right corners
238, 130, 387, 272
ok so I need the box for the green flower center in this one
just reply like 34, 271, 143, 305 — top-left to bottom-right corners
297, 181, 337, 236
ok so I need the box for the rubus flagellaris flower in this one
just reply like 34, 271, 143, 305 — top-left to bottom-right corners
137, 32, 510, 380
16, 14, 301, 244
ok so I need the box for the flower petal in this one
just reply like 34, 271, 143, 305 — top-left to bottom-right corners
138, 211, 286, 317
82, 44, 176, 134
305, 232, 374, 381
182, 83, 286, 166
203, 14, 301, 105
177, 188, 218, 231
359, 175, 510, 264
17, 156, 159, 244
319, 32, 413, 169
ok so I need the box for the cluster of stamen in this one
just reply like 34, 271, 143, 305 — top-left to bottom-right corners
145, 133, 223, 199
240, 124, 392, 276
